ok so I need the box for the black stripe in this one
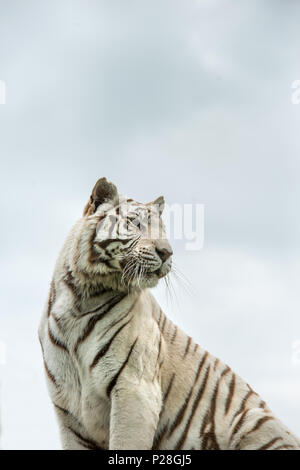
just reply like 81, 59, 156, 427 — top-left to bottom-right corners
257, 437, 282, 450
80, 294, 125, 317
89, 319, 132, 370
53, 403, 83, 430
168, 353, 208, 437
156, 335, 162, 366
48, 323, 68, 352
43, 360, 58, 387
153, 334, 164, 382
225, 373, 236, 415
229, 409, 250, 444
206, 369, 220, 450
200, 408, 210, 437
158, 373, 176, 424
88, 217, 102, 265
247, 415, 274, 434
152, 421, 169, 450
51, 312, 64, 333
176, 365, 211, 449
106, 338, 138, 397
54, 403, 102, 449
74, 295, 124, 355
54, 403, 70, 415
47, 280, 56, 317
183, 336, 192, 358
163, 373, 175, 404
200, 365, 231, 450
96, 238, 129, 251
100, 297, 138, 338
236, 415, 276, 450
259, 399, 267, 409
40, 337, 59, 387
230, 389, 254, 426
171, 326, 177, 344
63, 269, 81, 305
67, 426, 105, 450
161, 315, 167, 333
89, 248, 116, 267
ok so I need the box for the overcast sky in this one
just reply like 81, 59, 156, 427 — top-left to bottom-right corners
0, 0, 300, 449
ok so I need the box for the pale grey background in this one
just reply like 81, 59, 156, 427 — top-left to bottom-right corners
0, 0, 300, 449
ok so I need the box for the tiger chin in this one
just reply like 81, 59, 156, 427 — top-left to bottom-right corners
39, 177, 300, 450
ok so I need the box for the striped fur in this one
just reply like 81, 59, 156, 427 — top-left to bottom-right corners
39, 178, 300, 450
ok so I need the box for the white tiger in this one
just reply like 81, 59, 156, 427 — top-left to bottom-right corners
38, 177, 300, 450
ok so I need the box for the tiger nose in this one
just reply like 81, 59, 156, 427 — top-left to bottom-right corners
156, 247, 173, 263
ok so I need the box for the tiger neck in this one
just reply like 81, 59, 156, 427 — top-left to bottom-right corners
63, 264, 141, 314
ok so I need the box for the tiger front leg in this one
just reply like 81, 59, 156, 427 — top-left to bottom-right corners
109, 380, 162, 450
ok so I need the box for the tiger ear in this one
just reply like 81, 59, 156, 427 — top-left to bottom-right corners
152, 195, 165, 215
83, 178, 118, 216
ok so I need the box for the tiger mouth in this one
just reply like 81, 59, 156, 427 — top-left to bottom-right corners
120, 259, 171, 286
144, 269, 160, 278
146, 265, 171, 279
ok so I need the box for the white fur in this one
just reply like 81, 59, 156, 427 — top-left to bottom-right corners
39, 192, 300, 450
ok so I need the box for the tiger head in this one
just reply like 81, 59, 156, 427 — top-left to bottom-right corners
81, 177, 173, 290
